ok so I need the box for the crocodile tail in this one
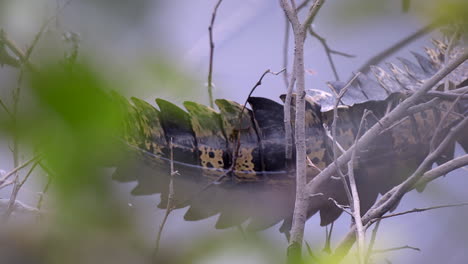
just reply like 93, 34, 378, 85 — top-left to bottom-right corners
111, 37, 467, 231
112, 95, 311, 230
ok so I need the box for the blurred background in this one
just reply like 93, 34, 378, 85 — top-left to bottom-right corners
0, 0, 467, 263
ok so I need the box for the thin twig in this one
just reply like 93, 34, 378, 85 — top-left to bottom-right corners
0, 155, 41, 185
5, 2, 70, 72
325, 129, 345, 154
3, 159, 41, 219
207, 0, 224, 108
236, 225, 245, 239
0, 30, 36, 72
328, 197, 353, 216
0, 180, 14, 189
374, 202, 468, 221
377, 117, 468, 216
295, 0, 310, 11
303, 0, 324, 30
379, 97, 441, 136
406, 97, 441, 114
234, 68, 285, 173
308, 28, 354, 81
364, 219, 381, 264
36, 175, 51, 211
453, 86, 468, 94
153, 138, 178, 259
331, 73, 361, 205
417, 154, 468, 186
323, 221, 334, 254
17, 159, 40, 191
305, 241, 320, 262
3, 155, 42, 221
307, 156, 322, 172
0, 98, 12, 117
347, 110, 370, 264
284, 66, 296, 160
372, 245, 421, 254
2, 1, 71, 222
0, 199, 39, 215
429, 90, 468, 151
283, 15, 291, 88
443, 28, 460, 91
427, 91, 468, 100
36, 161, 54, 211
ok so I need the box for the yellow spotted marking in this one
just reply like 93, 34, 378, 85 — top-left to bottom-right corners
234, 147, 257, 179
199, 145, 224, 169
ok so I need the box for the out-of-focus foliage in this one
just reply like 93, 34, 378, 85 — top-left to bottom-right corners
0, 59, 157, 263
418, 0, 468, 23
335, 0, 468, 25
20, 61, 129, 227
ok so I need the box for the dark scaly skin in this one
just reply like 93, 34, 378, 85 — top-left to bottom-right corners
113, 38, 467, 231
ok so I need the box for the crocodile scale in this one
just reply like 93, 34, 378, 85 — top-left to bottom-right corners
112, 38, 468, 231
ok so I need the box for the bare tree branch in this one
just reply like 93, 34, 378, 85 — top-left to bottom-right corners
36, 161, 53, 211
373, 202, 468, 222
1, 1, 71, 222
284, 66, 296, 160
303, 0, 324, 30
429, 90, 468, 151
347, 109, 371, 264
305, 49, 468, 203
0, 199, 39, 216
364, 219, 381, 264
0, 30, 36, 71
0, 0, 69, 72
323, 222, 334, 253
296, 0, 312, 12
417, 154, 468, 186
305, 240, 320, 262
372, 245, 421, 254
280, 2, 326, 261
331, 73, 361, 206
0, 156, 41, 187
328, 197, 353, 216
379, 97, 441, 135
207, 0, 224, 108
0, 98, 12, 117
333, 114, 468, 263
153, 138, 178, 260
308, 28, 354, 81
283, 15, 291, 88
17, 160, 40, 192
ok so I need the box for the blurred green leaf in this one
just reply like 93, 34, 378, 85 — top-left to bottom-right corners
402, 0, 411, 12
17, 61, 130, 229
334, 0, 468, 25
